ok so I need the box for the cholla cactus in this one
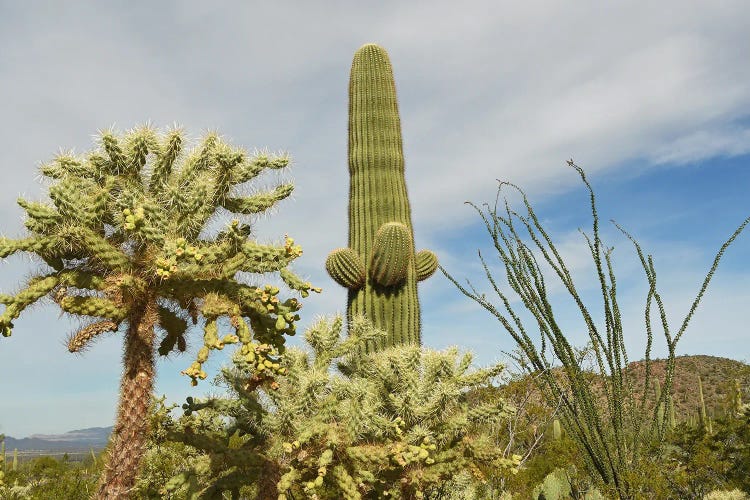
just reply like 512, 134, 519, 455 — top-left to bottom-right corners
326, 44, 438, 351
157, 315, 517, 499
0, 126, 319, 499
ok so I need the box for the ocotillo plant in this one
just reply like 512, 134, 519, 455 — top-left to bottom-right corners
441, 161, 749, 499
326, 44, 438, 350
0, 126, 319, 499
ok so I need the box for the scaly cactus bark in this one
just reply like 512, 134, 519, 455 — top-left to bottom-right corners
326, 44, 437, 350
0, 126, 318, 499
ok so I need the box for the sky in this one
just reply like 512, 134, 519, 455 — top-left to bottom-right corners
1, 1, 749, 438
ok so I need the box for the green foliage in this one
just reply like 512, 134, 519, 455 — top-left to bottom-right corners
532, 467, 573, 500
441, 162, 750, 499
703, 490, 750, 500
0, 452, 102, 499
147, 315, 518, 499
0, 125, 319, 498
326, 44, 437, 350
130, 396, 229, 499
531, 466, 606, 500
657, 407, 750, 497
0, 436, 4, 487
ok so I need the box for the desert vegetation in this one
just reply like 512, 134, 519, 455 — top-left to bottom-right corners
1, 43, 749, 499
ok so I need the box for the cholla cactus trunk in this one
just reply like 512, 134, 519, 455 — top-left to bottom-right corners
255, 459, 282, 500
96, 299, 157, 500
327, 44, 437, 351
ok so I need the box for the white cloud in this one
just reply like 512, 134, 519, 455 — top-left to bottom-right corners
1, 0, 749, 436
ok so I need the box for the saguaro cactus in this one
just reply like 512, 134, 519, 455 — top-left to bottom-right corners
326, 44, 438, 350
0, 126, 318, 499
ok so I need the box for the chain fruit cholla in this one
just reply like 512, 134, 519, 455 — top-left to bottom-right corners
0, 126, 319, 499
326, 44, 438, 351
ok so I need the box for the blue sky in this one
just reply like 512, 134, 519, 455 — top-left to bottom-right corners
1, 1, 749, 438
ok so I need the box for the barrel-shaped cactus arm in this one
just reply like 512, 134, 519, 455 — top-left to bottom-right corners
326, 248, 366, 290
415, 250, 438, 282
369, 222, 413, 287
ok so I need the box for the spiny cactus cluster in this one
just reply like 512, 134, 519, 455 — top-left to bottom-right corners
326, 44, 438, 351
0, 125, 318, 499
154, 315, 518, 499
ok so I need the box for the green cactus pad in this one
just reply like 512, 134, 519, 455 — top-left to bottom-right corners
369, 222, 413, 287
326, 248, 366, 289
415, 250, 438, 282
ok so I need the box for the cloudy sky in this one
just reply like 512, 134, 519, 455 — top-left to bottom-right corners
1, 1, 749, 438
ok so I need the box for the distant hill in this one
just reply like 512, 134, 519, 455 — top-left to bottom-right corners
2, 426, 112, 456
493, 354, 750, 423
622, 354, 750, 419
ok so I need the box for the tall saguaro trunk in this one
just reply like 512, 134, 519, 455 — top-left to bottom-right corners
325, 44, 438, 351
95, 299, 158, 499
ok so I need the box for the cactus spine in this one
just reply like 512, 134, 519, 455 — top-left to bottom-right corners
326, 44, 437, 350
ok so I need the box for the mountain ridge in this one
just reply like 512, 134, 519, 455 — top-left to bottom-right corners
2, 426, 113, 452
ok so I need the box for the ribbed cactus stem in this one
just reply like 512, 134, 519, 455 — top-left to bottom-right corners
12, 449, 17, 471
327, 43, 437, 350
553, 418, 562, 441
654, 379, 665, 432
730, 378, 743, 417
698, 375, 709, 433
